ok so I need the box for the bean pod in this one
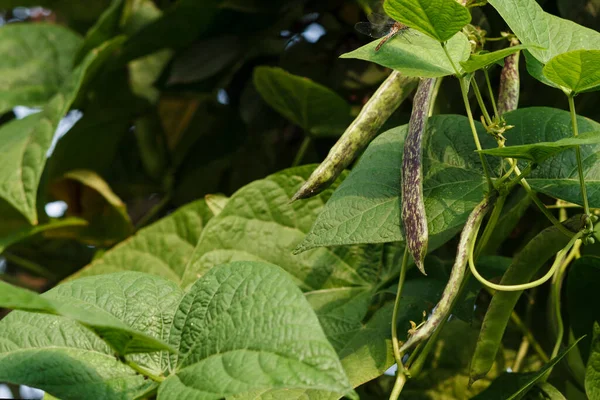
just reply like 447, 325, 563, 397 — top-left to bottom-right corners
497, 37, 521, 116
469, 216, 582, 383
402, 77, 437, 274
400, 196, 493, 354
292, 72, 418, 201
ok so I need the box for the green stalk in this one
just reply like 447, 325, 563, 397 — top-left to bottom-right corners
474, 193, 506, 260
472, 78, 493, 126
390, 247, 410, 400
123, 357, 165, 383
484, 69, 501, 118
568, 94, 591, 219
292, 136, 311, 167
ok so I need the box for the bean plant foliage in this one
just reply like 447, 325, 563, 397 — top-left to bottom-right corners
2, 0, 600, 399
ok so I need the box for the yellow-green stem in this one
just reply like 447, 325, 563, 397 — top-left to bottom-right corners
568, 94, 591, 219
472, 78, 493, 126
390, 247, 410, 398
124, 358, 165, 383
484, 69, 500, 118
292, 136, 311, 167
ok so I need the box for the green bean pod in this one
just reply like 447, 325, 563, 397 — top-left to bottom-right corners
469, 216, 582, 383
399, 196, 493, 354
402, 78, 437, 275
291, 72, 418, 201
497, 38, 521, 116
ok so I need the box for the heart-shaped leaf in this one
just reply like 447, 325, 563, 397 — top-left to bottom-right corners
383, 0, 471, 42
253, 67, 352, 137
341, 30, 470, 78
543, 50, 600, 94
160, 261, 355, 399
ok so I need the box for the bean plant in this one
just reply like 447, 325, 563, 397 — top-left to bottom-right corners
0, 0, 599, 399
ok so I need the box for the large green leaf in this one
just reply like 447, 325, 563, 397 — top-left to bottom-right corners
472, 340, 582, 399
0, 272, 185, 400
487, 0, 600, 83
159, 261, 355, 400
181, 166, 390, 290
71, 199, 214, 284
543, 50, 600, 94
479, 131, 600, 163
567, 256, 600, 362
502, 107, 600, 207
341, 30, 470, 78
0, 37, 122, 224
383, 0, 471, 42
586, 323, 600, 400
0, 275, 177, 356
296, 115, 497, 252
0, 23, 82, 114
253, 67, 352, 137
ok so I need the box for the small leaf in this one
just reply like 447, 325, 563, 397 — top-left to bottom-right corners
460, 44, 538, 73
383, 0, 471, 42
204, 194, 229, 216
479, 131, 600, 163
161, 261, 354, 399
586, 322, 600, 400
49, 169, 134, 246
71, 199, 214, 284
0, 273, 178, 356
0, 23, 82, 114
341, 30, 470, 78
253, 67, 352, 137
543, 50, 600, 94
472, 339, 583, 400
75, 0, 124, 63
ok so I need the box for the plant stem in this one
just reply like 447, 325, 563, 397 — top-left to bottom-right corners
472, 78, 493, 126
484, 69, 500, 118
428, 77, 444, 117
136, 192, 172, 229
390, 247, 410, 400
392, 248, 410, 367
509, 309, 549, 362
123, 357, 165, 383
292, 136, 311, 167
3, 252, 54, 279
474, 194, 506, 260
568, 95, 591, 219
512, 339, 530, 372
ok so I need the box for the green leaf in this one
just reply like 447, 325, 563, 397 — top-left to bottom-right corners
383, 0, 471, 42
460, 44, 538, 73
160, 261, 354, 399
181, 165, 389, 290
204, 194, 229, 216
502, 107, 600, 207
341, 30, 470, 78
567, 256, 600, 362
296, 115, 497, 252
0, 37, 122, 224
71, 199, 214, 284
479, 131, 600, 163
586, 322, 600, 400
0, 272, 180, 358
0, 23, 82, 113
253, 67, 352, 137
472, 339, 583, 400
0, 217, 88, 255
534, 382, 568, 400
487, 0, 600, 83
543, 50, 600, 94
49, 169, 134, 246
75, 0, 124, 64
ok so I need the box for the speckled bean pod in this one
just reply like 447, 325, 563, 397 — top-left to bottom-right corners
497, 38, 521, 116
401, 77, 437, 274
399, 196, 493, 354
291, 71, 418, 201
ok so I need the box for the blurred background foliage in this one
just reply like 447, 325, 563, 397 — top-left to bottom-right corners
0, 0, 599, 398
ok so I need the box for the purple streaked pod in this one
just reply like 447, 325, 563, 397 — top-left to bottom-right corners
401, 77, 437, 275
497, 37, 521, 116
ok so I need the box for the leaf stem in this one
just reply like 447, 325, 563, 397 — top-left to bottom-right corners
3, 252, 54, 279
483, 69, 500, 118
568, 94, 591, 220
123, 357, 165, 383
292, 136, 311, 167
510, 310, 549, 363
474, 193, 506, 260
391, 248, 410, 377
471, 78, 492, 126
